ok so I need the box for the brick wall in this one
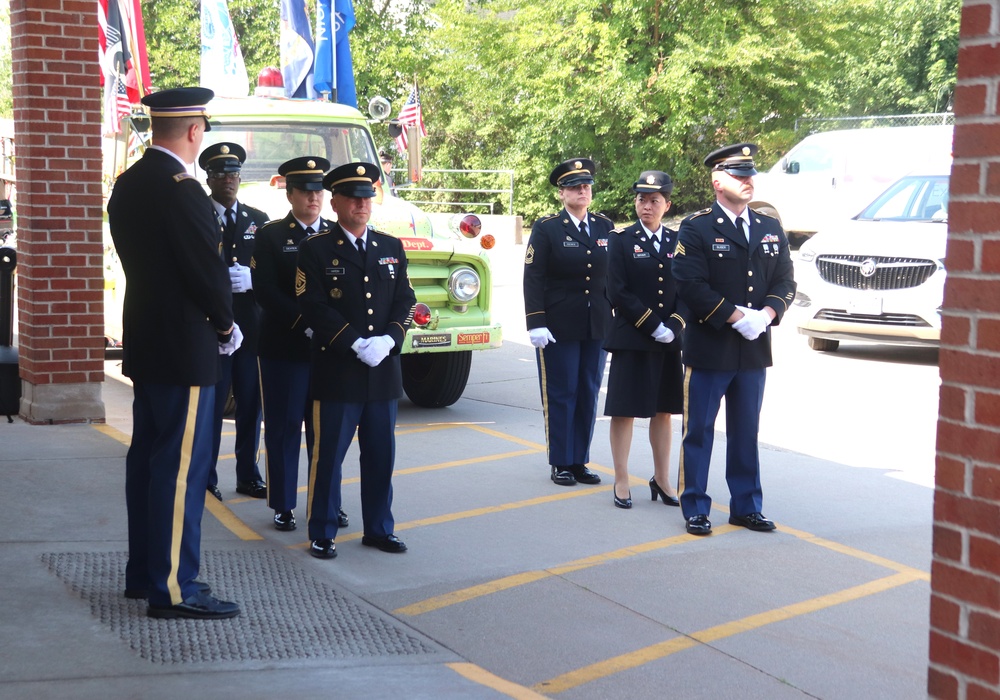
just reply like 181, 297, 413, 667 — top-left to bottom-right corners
930, 0, 1000, 696
11, 0, 105, 423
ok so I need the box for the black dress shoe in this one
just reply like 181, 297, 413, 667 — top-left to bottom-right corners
613, 487, 632, 509
551, 465, 577, 486
274, 510, 296, 531
686, 514, 712, 536
147, 590, 240, 619
569, 464, 601, 484
207, 485, 223, 502
310, 539, 337, 559
361, 534, 408, 553
125, 579, 212, 601
338, 508, 349, 528
649, 477, 680, 506
236, 479, 267, 498
729, 512, 776, 531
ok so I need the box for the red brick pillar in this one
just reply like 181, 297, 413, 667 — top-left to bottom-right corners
929, 1, 1000, 696
11, 0, 105, 423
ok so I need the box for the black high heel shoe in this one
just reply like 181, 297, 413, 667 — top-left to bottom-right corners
613, 487, 632, 509
649, 477, 680, 506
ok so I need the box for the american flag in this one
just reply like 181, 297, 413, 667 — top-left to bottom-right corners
98, 0, 150, 135
394, 82, 427, 152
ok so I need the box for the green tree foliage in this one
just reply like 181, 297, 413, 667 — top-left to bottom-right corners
141, 0, 278, 90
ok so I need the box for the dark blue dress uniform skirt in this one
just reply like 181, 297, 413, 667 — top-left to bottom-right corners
208, 348, 263, 486
307, 399, 397, 541
537, 339, 606, 467
679, 366, 766, 519
604, 348, 683, 418
259, 357, 313, 513
125, 382, 215, 606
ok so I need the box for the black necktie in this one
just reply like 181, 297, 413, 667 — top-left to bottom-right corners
736, 217, 747, 241
223, 208, 236, 253
650, 231, 660, 253
304, 226, 315, 235
579, 220, 588, 238
356, 237, 366, 262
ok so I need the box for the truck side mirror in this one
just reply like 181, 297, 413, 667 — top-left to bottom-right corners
787, 161, 800, 175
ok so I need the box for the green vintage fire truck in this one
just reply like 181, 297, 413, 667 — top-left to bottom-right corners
105, 96, 501, 407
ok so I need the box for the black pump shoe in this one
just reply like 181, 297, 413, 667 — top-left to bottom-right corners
613, 487, 632, 509
649, 477, 680, 506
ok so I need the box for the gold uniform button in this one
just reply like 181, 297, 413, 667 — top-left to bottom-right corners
585, 276, 590, 282
366, 292, 371, 298
748, 302, 754, 307
748, 270, 754, 276
748, 286, 754, 292
587, 263, 592, 269
584, 290, 590, 295
658, 303, 664, 308
364, 276, 370, 282
368, 308, 374, 315
368, 325, 374, 331
658, 290, 663, 295
658, 263, 664, 269
658, 277, 663, 282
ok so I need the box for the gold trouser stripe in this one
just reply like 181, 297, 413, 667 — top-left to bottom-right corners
677, 367, 692, 498
307, 400, 321, 525
538, 347, 550, 461
168, 386, 200, 605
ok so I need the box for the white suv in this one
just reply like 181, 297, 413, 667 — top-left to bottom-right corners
795, 161, 951, 351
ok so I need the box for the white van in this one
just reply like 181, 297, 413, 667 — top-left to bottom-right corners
750, 124, 953, 244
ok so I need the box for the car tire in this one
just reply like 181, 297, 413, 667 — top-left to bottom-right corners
808, 337, 839, 352
401, 351, 472, 408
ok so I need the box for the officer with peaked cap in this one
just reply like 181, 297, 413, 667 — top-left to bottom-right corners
671, 143, 796, 536
109, 86, 242, 619
604, 170, 687, 510
250, 155, 347, 533
523, 157, 615, 490
296, 162, 416, 560
198, 142, 270, 502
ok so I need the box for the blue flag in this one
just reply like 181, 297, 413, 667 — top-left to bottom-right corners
280, 0, 315, 98
314, 0, 333, 98
334, 0, 357, 108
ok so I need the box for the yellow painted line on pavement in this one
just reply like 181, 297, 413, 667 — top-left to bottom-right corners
533, 570, 923, 694
92, 424, 262, 541
447, 662, 549, 699
394, 526, 737, 617
467, 424, 547, 450
777, 524, 930, 579
290, 485, 607, 549
94, 423, 131, 445
340, 448, 543, 486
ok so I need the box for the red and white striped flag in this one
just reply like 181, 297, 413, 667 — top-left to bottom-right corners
394, 81, 427, 152
98, 0, 150, 135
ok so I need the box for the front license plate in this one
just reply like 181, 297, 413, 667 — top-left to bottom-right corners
847, 295, 883, 316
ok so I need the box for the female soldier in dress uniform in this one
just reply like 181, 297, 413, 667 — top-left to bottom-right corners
604, 171, 686, 508
523, 158, 615, 487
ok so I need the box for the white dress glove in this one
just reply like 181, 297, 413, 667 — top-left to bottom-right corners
529, 327, 557, 348
652, 323, 675, 344
219, 323, 243, 355
732, 306, 771, 341
229, 263, 252, 293
361, 335, 395, 367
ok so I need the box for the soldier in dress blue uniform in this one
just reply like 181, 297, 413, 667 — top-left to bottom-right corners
671, 143, 797, 536
251, 156, 347, 533
604, 171, 686, 510
199, 142, 269, 502
296, 162, 417, 559
108, 87, 241, 619
524, 158, 615, 487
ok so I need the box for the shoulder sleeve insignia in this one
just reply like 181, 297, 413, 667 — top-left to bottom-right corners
295, 268, 307, 296
524, 243, 535, 265
675, 241, 686, 256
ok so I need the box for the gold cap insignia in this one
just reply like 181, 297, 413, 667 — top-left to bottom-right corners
307, 160, 316, 169
332, 258, 339, 266
741, 147, 751, 156
574, 161, 583, 169
220, 145, 230, 154
356, 165, 366, 175
646, 175, 655, 184
330, 288, 343, 299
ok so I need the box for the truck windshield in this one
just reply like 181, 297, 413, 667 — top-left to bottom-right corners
856, 175, 949, 223
199, 122, 379, 184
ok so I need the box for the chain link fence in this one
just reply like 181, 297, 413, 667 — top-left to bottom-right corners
795, 112, 954, 134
